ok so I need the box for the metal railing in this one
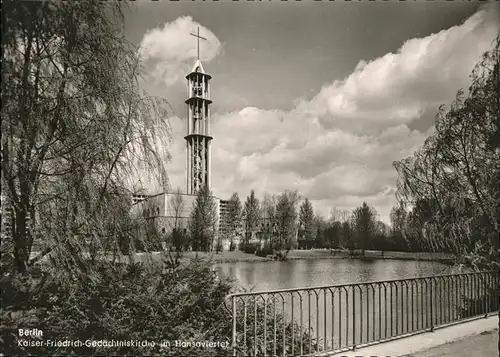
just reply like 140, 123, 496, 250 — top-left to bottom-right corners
227, 271, 499, 356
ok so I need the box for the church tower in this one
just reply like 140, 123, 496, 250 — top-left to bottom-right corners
185, 58, 213, 194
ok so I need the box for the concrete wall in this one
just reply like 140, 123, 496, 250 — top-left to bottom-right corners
130, 192, 223, 249
130, 193, 167, 218
165, 193, 198, 219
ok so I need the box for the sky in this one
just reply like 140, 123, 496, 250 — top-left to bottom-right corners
125, 1, 500, 224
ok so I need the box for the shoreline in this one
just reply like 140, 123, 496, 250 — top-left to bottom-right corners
144, 249, 456, 264
29, 249, 456, 265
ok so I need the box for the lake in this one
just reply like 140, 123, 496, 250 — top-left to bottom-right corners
216, 258, 470, 354
216, 258, 454, 291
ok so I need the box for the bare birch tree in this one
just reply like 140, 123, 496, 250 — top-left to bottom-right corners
261, 193, 277, 249
226, 192, 242, 251
275, 190, 300, 260
169, 188, 185, 257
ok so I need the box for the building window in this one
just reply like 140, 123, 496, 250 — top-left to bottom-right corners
162, 228, 166, 233
157, 207, 160, 215
193, 86, 203, 96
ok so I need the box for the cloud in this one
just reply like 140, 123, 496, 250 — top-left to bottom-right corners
140, 6, 499, 224
139, 16, 222, 86
296, 5, 500, 134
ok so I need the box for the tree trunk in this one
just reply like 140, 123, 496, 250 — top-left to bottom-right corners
13, 206, 29, 273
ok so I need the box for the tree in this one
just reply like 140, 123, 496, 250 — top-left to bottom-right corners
243, 190, 260, 247
401, 199, 442, 253
226, 192, 242, 251
325, 207, 348, 249
329, 207, 340, 223
188, 184, 218, 252
325, 210, 353, 250
332, 221, 343, 248
388, 203, 409, 252
373, 220, 391, 252
214, 232, 224, 254
351, 202, 378, 257
1, 1, 171, 275
390, 203, 407, 238
323, 220, 335, 249
275, 190, 300, 260
394, 34, 500, 270
298, 198, 315, 247
330, 207, 351, 223
313, 215, 327, 248
261, 193, 277, 249
341, 221, 352, 250
169, 188, 186, 257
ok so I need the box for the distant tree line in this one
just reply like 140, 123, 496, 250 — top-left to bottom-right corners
185, 187, 454, 260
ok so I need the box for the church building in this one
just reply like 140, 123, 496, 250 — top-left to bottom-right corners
130, 40, 230, 251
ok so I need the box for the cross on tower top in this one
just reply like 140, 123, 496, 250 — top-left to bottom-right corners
190, 27, 208, 60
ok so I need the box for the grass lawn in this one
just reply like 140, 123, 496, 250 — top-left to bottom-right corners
176, 250, 272, 263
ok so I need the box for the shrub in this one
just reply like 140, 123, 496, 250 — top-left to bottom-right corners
1, 259, 232, 356
348, 249, 363, 258
239, 242, 260, 254
231, 295, 317, 356
255, 247, 273, 258
1, 257, 314, 356
297, 239, 316, 250
255, 249, 265, 257
118, 234, 132, 255
459, 283, 499, 319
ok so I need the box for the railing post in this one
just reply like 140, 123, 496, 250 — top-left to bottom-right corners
323, 289, 327, 352
429, 280, 434, 332
352, 287, 356, 350
232, 296, 237, 357
484, 273, 488, 318
291, 294, 295, 356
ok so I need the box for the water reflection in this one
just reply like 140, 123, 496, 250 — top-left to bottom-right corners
216, 259, 451, 291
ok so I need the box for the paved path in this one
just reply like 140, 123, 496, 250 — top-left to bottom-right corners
327, 315, 498, 357
406, 329, 498, 357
